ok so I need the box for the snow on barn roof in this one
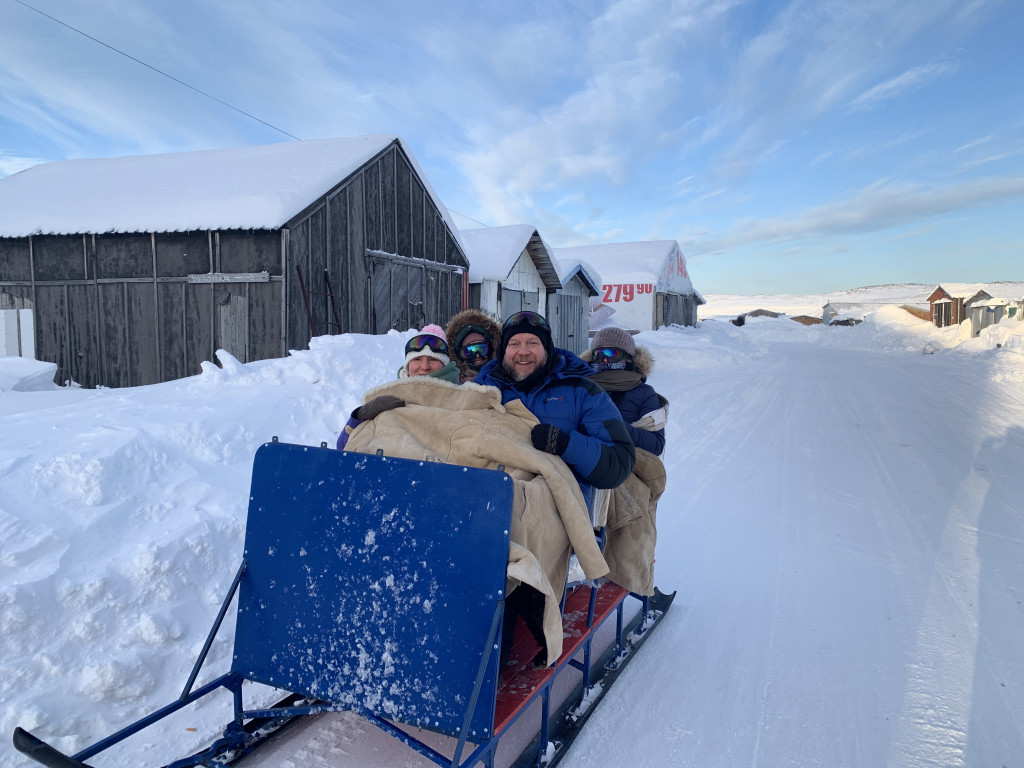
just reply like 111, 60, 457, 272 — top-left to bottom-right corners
0, 136, 462, 243
551, 240, 699, 298
458, 225, 562, 289
557, 257, 602, 296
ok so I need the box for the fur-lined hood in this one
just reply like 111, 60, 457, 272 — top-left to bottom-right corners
580, 344, 655, 378
444, 308, 503, 382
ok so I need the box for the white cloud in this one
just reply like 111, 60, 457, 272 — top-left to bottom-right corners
850, 60, 959, 110
690, 175, 1024, 254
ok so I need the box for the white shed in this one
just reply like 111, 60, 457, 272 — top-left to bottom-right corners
551, 240, 703, 332
458, 224, 563, 319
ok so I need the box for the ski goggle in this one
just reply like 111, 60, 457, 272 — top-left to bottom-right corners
592, 347, 631, 364
405, 334, 449, 356
459, 341, 492, 361
503, 311, 550, 333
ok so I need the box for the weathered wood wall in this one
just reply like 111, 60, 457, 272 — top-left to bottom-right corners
284, 141, 466, 349
658, 293, 700, 327
549, 276, 590, 354
0, 140, 467, 388
0, 230, 284, 388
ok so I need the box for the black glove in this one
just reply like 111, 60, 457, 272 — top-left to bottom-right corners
531, 423, 569, 455
354, 395, 405, 421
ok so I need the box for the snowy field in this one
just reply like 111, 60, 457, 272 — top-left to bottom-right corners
2, 296, 1024, 768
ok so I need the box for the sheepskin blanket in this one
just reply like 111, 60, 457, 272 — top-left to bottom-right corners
343, 377, 609, 664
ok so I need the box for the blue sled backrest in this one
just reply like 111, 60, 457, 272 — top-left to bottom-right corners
233, 442, 514, 739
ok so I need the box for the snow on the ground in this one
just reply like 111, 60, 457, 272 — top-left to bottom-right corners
700, 281, 1024, 322
2, 296, 1023, 768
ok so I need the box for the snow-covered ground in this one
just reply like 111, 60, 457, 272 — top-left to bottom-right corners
699, 281, 1024, 323
2, 297, 1023, 768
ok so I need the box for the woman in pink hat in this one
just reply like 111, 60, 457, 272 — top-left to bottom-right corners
337, 324, 460, 449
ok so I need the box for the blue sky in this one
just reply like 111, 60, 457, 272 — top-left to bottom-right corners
1, 0, 1021, 294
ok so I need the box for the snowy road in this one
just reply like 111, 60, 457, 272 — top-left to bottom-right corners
235, 316, 1024, 768
4, 310, 1023, 768
570, 319, 1024, 768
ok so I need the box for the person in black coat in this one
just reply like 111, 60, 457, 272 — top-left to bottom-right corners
582, 327, 667, 457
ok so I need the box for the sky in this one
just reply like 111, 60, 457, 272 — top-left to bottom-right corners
2, 298, 1023, 768
1, 0, 1022, 295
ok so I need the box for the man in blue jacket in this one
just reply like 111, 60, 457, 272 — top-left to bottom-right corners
475, 310, 635, 668
474, 311, 636, 506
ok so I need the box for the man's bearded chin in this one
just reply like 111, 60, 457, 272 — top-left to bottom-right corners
503, 359, 532, 381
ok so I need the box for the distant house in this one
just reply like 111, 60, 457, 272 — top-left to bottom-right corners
553, 257, 602, 354
459, 223, 563, 314
822, 301, 866, 325
550, 240, 703, 332
0, 137, 468, 388
966, 297, 1010, 336
927, 284, 992, 328
790, 315, 822, 326
730, 308, 780, 326
1013, 297, 1024, 321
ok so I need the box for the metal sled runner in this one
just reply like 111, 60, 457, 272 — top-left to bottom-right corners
14, 440, 673, 768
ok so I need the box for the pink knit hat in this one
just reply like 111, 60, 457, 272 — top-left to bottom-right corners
404, 324, 451, 371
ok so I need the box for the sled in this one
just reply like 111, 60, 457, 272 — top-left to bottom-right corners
13, 439, 674, 768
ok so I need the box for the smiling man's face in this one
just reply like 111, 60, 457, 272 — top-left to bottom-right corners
502, 332, 547, 381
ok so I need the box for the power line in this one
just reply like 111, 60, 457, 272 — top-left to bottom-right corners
448, 209, 492, 227
12, 0, 301, 141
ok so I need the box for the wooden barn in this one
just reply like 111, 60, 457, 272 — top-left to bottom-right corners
0, 137, 468, 388
550, 240, 703, 332
457, 223, 566, 332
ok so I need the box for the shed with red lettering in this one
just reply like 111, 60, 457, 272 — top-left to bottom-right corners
551, 240, 703, 332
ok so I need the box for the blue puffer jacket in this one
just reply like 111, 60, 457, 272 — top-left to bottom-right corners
605, 382, 665, 456
474, 348, 636, 506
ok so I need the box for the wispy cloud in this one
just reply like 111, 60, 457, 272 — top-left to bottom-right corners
850, 60, 959, 110
954, 136, 994, 153
691, 175, 1024, 254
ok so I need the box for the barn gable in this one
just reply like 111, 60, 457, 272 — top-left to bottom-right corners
0, 138, 467, 388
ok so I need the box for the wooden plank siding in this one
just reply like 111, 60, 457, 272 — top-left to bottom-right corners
0, 140, 466, 388
283, 141, 467, 342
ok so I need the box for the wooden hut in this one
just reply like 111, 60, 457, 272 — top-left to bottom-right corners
0, 137, 467, 388
550, 241, 703, 332
458, 223, 563, 320
927, 284, 992, 329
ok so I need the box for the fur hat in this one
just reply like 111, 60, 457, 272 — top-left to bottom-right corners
445, 308, 503, 382
404, 324, 450, 371
592, 326, 635, 357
